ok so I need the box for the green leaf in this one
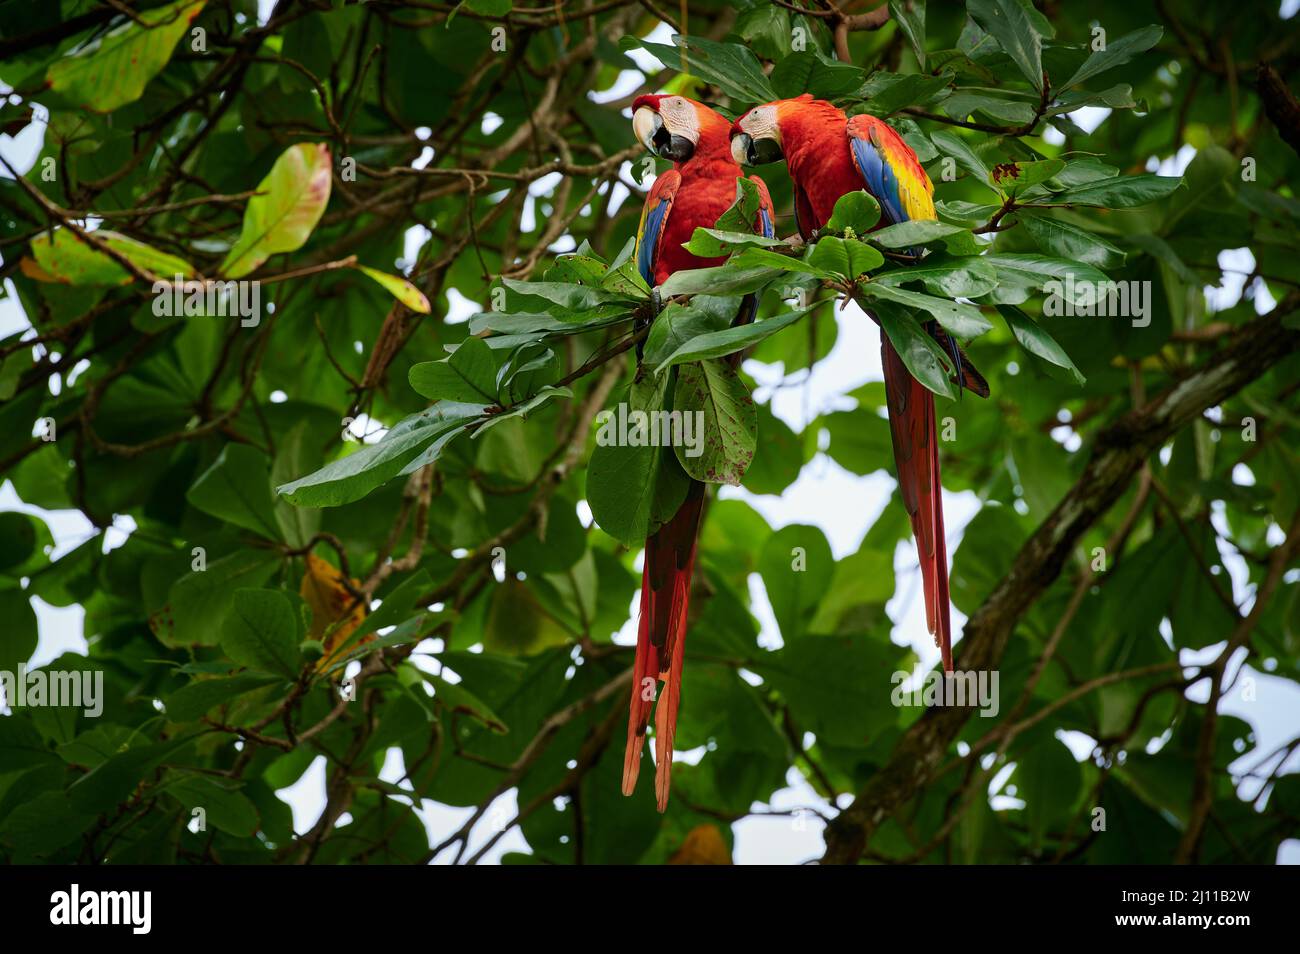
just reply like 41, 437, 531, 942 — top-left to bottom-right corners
1061, 25, 1163, 91
658, 262, 782, 297
990, 158, 1065, 194
409, 336, 501, 403
929, 129, 993, 187
872, 300, 957, 399
276, 402, 486, 507
656, 306, 813, 371
857, 71, 954, 117
164, 672, 285, 722
28, 228, 195, 285
978, 253, 1109, 306
997, 304, 1086, 384
187, 444, 282, 541
468, 306, 629, 337
500, 277, 637, 310
861, 283, 993, 339
163, 551, 281, 648
586, 374, 692, 546
221, 589, 302, 678
808, 237, 885, 280
889, 0, 927, 69
356, 266, 431, 313
866, 219, 967, 248
770, 51, 866, 99
874, 253, 998, 298
758, 525, 833, 640
45, 0, 206, 112
1020, 212, 1126, 269
1047, 174, 1182, 209
672, 360, 757, 485
642, 298, 734, 368
422, 672, 508, 732
826, 192, 882, 234
166, 775, 260, 837
1017, 738, 1082, 845
968, 0, 1046, 93
220, 143, 332, 278
682, 228, 786, 258
633, 35, 776, 105
712, 177, 765, 234
0, 586, 37, 674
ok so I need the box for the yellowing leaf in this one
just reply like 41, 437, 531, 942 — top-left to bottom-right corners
668, 825, 732, 865
220, 143, 332, 278
300, 553, 368, 670
29, 227, 195, 286
46, 0, 206, 113
356, 265, 431, 314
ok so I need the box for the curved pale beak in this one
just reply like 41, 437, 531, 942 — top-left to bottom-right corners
730, 131, 784, 166
633, 105, 695, 162
633, 106, 662, 154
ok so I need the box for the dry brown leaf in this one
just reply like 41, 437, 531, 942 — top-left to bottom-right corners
667, 824, 732, 865
300, 553, 368, 670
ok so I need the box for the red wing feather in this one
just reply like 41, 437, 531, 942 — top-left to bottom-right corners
622, 480, 705, 807
881, 339, 954, 671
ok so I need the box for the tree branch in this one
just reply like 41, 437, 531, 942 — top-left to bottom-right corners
821, 302, 1300, 864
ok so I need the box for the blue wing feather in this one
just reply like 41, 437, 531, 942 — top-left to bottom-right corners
848, 136, 907, 225
637, 197, 671, 287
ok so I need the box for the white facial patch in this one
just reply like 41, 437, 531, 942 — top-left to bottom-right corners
658, 96, 700, 144
739, 104, 780, 144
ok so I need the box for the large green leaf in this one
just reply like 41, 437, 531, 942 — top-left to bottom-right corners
276, 402, 486, 507
872, 299, 958, 399
758, 525, 834, 640
586, 374, 692, 546
220, 143, 332, 278
409, 336, 501, 403
633, 34, 776, 104
45, 0, 206, 112
1046, 174, 1182, 209
28, 228, 195, 285
162, 551, 281, 648
672, 360, 758, 486
874, 254, 998, 298
0, 586, 37, 674
187, 444, 282, 541
808, 237, 885, 280
861, 283, 993, 339
656, 307, 812, 371
1020, 212, 1127, 269
997, 304, 1086, 384
968, 0, 1046, 93
1061, 25, 1163, 90
221, 589, 302, 679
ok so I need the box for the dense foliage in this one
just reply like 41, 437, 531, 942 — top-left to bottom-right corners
0, 0, 1297, 865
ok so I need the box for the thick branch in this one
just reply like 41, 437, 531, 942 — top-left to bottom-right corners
821, 302, 1300, 864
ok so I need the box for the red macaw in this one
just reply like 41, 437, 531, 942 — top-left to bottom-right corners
730, 94, 987, 673
624, 94, 774, 811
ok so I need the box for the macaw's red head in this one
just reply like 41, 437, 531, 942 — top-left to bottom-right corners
632, 94, 732, 164
730, 93, 832, 166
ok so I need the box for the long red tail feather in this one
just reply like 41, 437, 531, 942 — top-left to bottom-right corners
882, 339, 954, 671
622, 480, 705, 808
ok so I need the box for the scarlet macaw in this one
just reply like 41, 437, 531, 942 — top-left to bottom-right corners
625, 94, 775, 810
729, 94, 987, 672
